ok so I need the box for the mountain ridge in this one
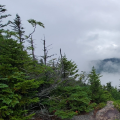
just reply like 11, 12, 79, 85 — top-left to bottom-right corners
90, 58, 120, 73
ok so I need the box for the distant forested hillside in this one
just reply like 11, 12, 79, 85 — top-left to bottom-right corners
90, 58, 120, 73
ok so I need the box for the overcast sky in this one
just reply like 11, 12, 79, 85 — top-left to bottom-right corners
1, 0, 120, 88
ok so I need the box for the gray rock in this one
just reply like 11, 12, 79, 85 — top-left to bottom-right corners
66, 101, 120, 120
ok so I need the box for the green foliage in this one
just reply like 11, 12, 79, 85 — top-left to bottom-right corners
106, 82, 112, 92
88, 67, 111, 103
0, 4, 11, 29
104, 82, 120, 100
46, 86, 96, 119
110, 87, 120, 100
28, 19, 45, 28
54, 110, 77, 119
94, 102, 106, 110
10, 14, 25, 43
42, 67, 113, 119
9, 113, 35, 120
113, 100, 120, 112
77, 71, 89, 86
0, 37, 43, 119
58, 54, 79, 79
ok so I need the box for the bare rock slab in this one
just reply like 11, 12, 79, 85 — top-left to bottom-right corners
95, 101, 120, 120
69, 101, 120, 120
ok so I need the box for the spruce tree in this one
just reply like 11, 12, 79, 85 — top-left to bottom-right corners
0, 4, 11, 38
88, 67, 102, 103
10, 14, 25, 43
56, 54, 79, 87
0, 37, 43, 120
0, 5, 11, 29
88, 67, 111, 103
58, 54, 79, 79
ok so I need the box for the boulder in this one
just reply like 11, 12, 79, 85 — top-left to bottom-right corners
95, 101, 120, 120
71, 101, 120, 120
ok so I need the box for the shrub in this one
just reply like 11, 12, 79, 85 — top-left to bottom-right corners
113, 100, 120, 112
94, 102, 106, 110
46, 86, 96, 119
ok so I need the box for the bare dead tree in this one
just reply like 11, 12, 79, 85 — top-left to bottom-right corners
26, 19, 44, 39
27, 48, 74, 118
40, 36, 56, 65
36, 48, 71, 97
30, 35, 35, 60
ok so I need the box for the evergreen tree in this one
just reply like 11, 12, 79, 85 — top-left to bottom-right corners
59, 54, 79, 79
106, 82, 112, 92
77, 71, 89, 86
0, 4, 11, 38
0, 37, 43, 119
88, 67, 102, 103
0, 5, 11, 29
53, 54, 79, 87
10, 14, 25, 43
88, 67, 111, 103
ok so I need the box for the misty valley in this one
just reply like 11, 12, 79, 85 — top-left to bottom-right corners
91, 58, 120, 73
